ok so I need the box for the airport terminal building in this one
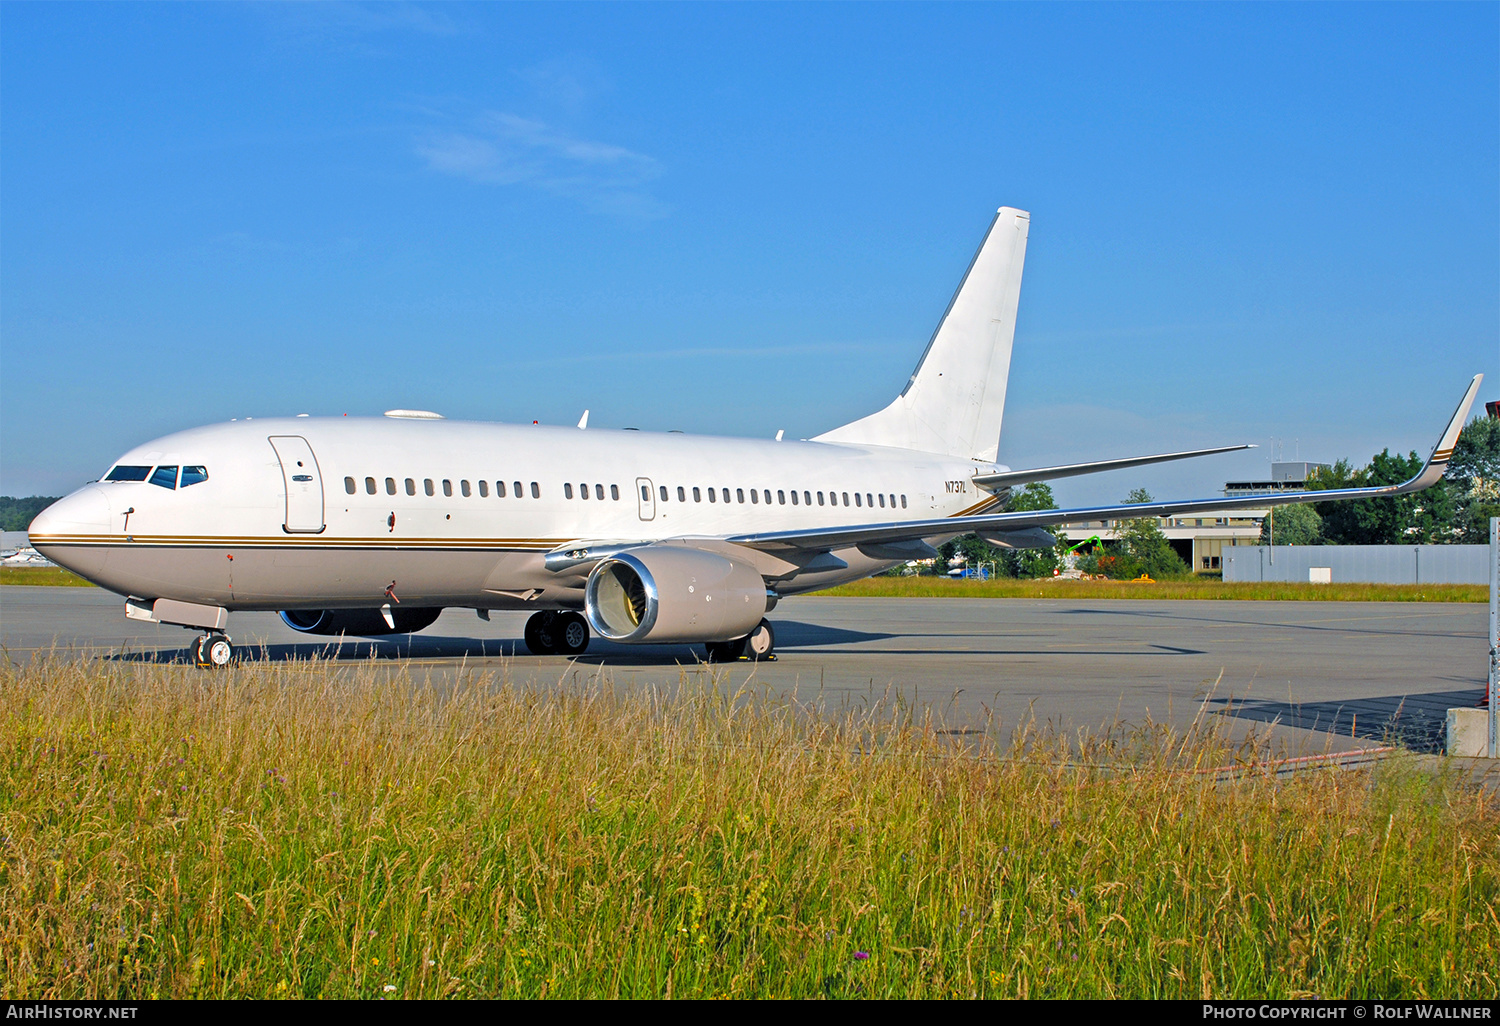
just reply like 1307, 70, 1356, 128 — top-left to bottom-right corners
1053, 463, 1328, 572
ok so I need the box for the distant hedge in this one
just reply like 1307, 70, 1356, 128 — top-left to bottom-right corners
0, 496, 60, 533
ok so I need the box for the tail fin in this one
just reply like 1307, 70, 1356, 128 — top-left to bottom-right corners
814, 206, 1029, 461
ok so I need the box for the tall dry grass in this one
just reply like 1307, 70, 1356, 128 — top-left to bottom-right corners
1, 653, 1495, 999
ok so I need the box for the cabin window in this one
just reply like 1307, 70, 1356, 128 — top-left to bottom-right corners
706, 487, 715, 503
777, 490, 786, 505
736, 488, 744, 503
406, 478, 416, 496
385, 478, 396, 495
149, 466, 178, 490
721, 488, 730, 503
677, 486, 686, 502
660, 485, 669, 502
804, 491, 811, 505
344, 477, 357, 494
878, 493, 885, 508
901, 495, 907, 508
530, 482, 540, 498
105, 465, 152, 482
596, 484, 605, 500
641, 484, 650, 501
750, 489, 758, 504
424, 479, 435, 496
579, 483, 589, 500
365, 477, 377, 495
790, 490, 798, 505
854, 493, 861, 507
610, 484, 619, 500
442, 480, 453, 497
564, 483, 574, 499
496, 481, 507, 497
760, 489, 769, 504
867, 493, 874, 508
478, 481, 488, 497
515, 481, 524, 498
817, 491, 825, 506
180, 466, 208, 488
889, 494, 896, 509
461, 480, 472, 497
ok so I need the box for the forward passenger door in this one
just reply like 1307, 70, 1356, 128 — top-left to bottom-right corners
269, 436, 325, 534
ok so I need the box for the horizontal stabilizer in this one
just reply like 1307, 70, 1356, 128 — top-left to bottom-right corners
974, 444, 1256, 491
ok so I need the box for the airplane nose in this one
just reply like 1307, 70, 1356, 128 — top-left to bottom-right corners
28, 486, 113, 580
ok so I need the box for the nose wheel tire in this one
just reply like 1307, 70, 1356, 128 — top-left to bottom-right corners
524, 611, 590, 656
194, 633, 233, 668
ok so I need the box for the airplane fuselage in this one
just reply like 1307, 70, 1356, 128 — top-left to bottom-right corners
31, 416, 1001, 612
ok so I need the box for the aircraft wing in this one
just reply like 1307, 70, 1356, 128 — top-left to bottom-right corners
728, 375, 1483, 556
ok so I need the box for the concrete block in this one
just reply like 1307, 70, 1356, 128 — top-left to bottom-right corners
1446, 708, 1490, 757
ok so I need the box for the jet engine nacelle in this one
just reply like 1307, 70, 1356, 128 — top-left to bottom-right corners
279, 607, 443, 636
585, 546, 768, 643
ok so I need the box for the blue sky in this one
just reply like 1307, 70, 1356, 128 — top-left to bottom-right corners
3, 2, 1496, 506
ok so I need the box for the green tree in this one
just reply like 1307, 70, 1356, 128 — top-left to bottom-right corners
1446, 414, 1500, 543
1312, 450, 1455, 544
0, 496, 60, 533
1258, 503, 1322, 546
1116, 488, 1189, 579
1000, 482, 1061, 578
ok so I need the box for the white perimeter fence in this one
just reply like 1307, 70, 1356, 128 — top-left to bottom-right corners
1222, 544, 1490, 585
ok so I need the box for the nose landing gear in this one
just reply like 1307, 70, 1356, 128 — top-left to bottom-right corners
193, 633, 234, 668
523, 610, 590, 656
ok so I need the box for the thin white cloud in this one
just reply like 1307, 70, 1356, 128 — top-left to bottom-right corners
417, 113, 667, 219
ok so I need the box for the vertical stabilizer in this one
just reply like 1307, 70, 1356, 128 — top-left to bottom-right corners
814, 207, 1029, 461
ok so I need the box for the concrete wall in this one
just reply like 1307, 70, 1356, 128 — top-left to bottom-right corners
1223, 544, 1490, 584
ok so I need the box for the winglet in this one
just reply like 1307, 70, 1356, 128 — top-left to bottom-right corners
1399, 374, 1483, 492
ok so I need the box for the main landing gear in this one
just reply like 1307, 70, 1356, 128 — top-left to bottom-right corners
523, 610, 590, 656
705, 619, 776, 663
192, 632, 234, 669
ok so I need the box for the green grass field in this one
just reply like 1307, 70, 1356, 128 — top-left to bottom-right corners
818, 576, 1491, 603
1, 655, 1495, 999
0, 566, 95, 587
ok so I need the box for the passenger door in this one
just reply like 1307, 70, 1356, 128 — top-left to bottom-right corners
269, 436, 326, 534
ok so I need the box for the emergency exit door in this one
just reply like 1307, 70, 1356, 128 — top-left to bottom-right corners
636, 477, 655, 521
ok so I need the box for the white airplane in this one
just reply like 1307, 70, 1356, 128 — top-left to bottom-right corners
29, 207, 1483, 668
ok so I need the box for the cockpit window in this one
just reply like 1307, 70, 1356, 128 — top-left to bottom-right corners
180, 466, 208, 488
105, 465, 151, 482
149, 466, 179, 489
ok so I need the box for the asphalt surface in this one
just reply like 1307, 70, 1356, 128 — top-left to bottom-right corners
1, 585, 1489, 755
